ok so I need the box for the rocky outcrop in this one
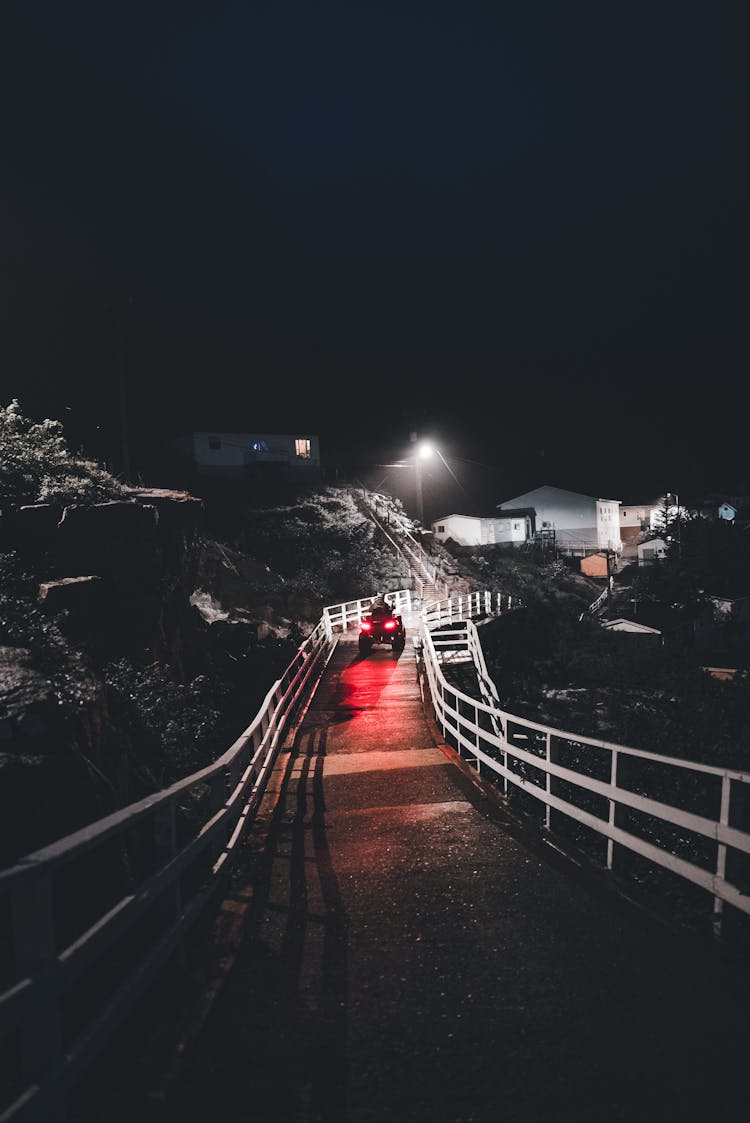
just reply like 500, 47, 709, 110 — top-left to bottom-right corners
1, 489, 206, 863
0, 645, 111, 863
39, 574, 104, 614
12, 489, 206, 671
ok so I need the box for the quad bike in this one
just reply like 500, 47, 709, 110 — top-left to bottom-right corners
358, 604, 406, 656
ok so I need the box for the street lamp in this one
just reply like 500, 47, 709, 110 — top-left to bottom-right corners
666, 492, 682, 557
414, 440, 433, 526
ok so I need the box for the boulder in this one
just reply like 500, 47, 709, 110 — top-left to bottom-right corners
4, 504, 64, 554
39, 575, 104, 614
56, 501, 160, 586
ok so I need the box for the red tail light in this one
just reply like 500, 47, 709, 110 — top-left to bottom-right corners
384, 619, 397, 630
360, 620, 372, 632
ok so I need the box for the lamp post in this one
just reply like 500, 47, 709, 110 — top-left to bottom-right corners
413, 439, 433, 526
667, 492, 682, 558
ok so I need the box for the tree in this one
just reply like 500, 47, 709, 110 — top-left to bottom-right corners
0, 400, 126, 513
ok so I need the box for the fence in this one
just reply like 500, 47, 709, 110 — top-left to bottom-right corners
0, 616, 337, 1123
419, 599, 750, 940
578, 585, 610, 622
4, 582, 749, 1120
323, 589, 413, 633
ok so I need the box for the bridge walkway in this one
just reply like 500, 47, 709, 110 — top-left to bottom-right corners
139, 627, 746, 1123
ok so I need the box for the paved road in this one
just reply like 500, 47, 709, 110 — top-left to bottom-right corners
152, 631, 747, 1123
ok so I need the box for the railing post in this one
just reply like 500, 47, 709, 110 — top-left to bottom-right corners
209, 770, 227, 861
713, 775, 731, 939
545, 732, 557, 831
607, 749, 618, 869
474, 702, 481, 773
11, 873, 65, 1120
153, 798, 182, 936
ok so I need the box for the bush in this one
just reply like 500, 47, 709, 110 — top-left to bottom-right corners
0, 400, 126, 513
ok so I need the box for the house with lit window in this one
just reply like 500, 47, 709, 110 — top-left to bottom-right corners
177, 432, 320, 475
431, 512, 532, 547
619, 501, 660, 543
496, 485, 622, 556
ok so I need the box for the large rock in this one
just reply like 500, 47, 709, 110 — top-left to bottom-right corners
4, 504, 64, 555
56, 501, 160, 578
39, 575, 104, 613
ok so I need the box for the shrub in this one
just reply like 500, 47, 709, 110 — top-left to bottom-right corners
0, 399, 126, 513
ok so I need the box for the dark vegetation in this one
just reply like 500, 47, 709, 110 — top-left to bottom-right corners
435, 534, 750, 771
432, 534, 750, 940
3, 402, 749, 940
0, 404, 413, 861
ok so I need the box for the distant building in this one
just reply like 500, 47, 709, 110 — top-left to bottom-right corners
496, 485, 622, 556
619, 501, 660, 543
600, 618, 663, 639
174, 431, 321, 475
580, 553, 610, 578
637, 537, 668, 566
431, 512, 531, 547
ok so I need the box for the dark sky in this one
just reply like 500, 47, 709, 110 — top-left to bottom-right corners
2, 1, 748, 514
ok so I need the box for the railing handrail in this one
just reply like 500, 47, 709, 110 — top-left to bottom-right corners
0, 613, 338, 1123
6, 577, 748, 1120
578, 585, 609, 622
417, 593, 750, 939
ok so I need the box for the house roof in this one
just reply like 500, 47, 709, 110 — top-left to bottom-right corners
433, 510, 531, 525
601, 618, 662, 635
496, 484, 621, 509
494, 507, 535, 519
637, 537, 668, 550
432, 513, 483, 524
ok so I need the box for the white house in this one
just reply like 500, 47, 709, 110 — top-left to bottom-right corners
637, 537, 668, 566
619, 501, 660, 543
432, 512, 531, 547
179, 432, 321, 474
496, 485, 622, 555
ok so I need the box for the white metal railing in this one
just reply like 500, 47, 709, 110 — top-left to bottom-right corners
421, 590, 520, 629
0, 616, 338, 1123
323, 589, 413, 632
418, 607, 750, 939
578, 585, 609, 622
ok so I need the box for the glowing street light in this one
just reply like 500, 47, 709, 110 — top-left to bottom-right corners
414, 440, 434, 525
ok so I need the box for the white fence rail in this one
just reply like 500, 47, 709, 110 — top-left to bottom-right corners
0, 617, 337, 1123
578, 585, 609, 622
5, 580, 749, 1120
422, 590, 520, 629
419, 601, 750, 939
323, 589, 413, 632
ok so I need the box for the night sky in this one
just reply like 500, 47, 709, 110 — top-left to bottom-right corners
2, 2, 748, 516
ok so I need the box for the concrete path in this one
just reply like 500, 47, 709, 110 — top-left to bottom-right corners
155, 631, 748, 1123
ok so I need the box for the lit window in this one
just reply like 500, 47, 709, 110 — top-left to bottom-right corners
251, 440, 269, 453
295, 438, 311, 459
208, 436, 221, 450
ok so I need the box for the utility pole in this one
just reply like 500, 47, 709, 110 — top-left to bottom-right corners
410, 431, 424, 525
119, 350, 131, 482
118, 295, 133, 482
606, 549, 614, 614
415, 452, 424, 526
